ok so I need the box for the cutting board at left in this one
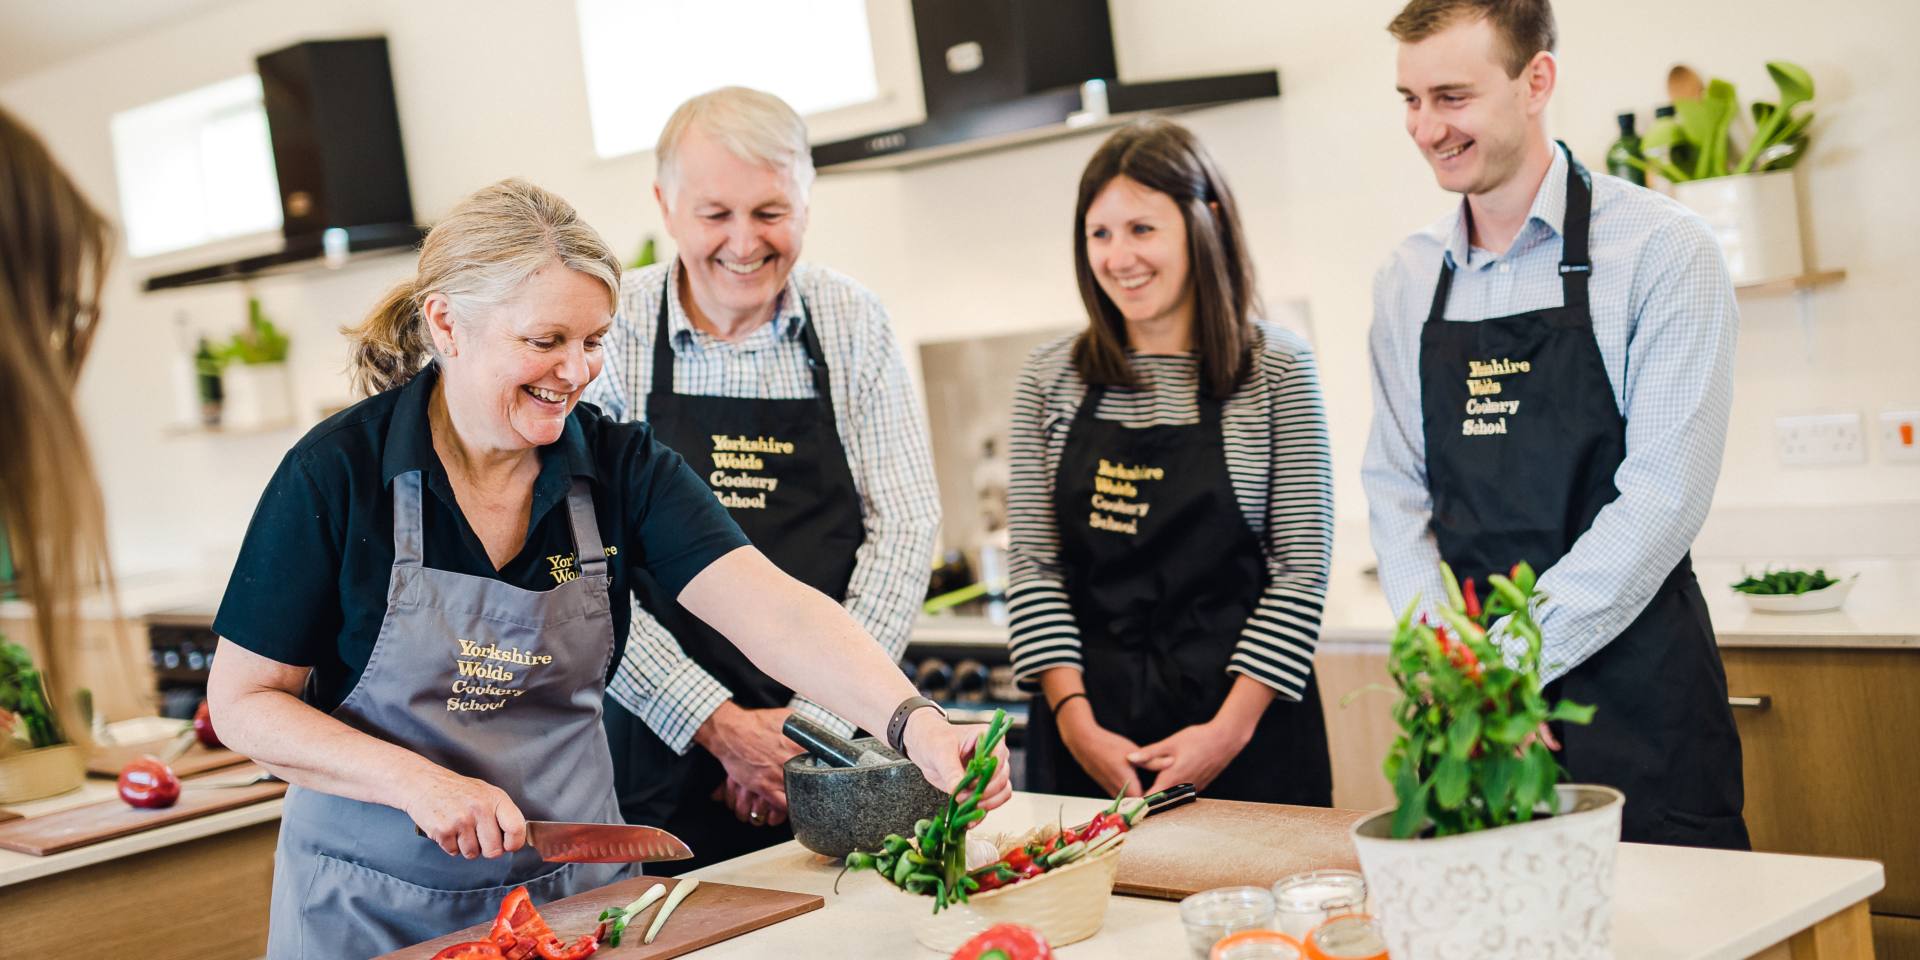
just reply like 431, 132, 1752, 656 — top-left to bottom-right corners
379, 876, 822, 960
0, 764, 285, 855
88, 740, 251, 778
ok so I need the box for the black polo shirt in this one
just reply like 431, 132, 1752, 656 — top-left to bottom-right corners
213, 365, 749, 713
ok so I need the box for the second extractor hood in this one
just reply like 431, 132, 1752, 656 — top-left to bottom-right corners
812, 0, 1278, 173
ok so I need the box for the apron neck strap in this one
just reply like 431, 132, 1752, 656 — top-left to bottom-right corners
1555, 140, 1594, 314
391, 471, 426, 567
1426, 141, 1595, 324
564, 479, 607, 579
651, 268, 832, 408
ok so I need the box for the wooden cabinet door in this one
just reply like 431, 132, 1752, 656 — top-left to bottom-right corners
1721, 647, 1920, 917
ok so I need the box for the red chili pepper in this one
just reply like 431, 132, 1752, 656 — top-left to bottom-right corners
433, 943, 505, 960
949, 923, 1055, 960
1462, 578, 1481, 620
1004, 847, 1033, 871
117, 757, 182, 809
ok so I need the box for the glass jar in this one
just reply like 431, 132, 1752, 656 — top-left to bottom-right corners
1179, 886, 1277, 959
1211, 929, 1304, 960
1271, 869, 1369, 939
1302, 914, 1390, 960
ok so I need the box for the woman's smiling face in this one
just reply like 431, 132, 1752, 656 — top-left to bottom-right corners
430, 261, 612, 452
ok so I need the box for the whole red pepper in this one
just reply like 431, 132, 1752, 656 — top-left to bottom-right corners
117, 757, 181, 809
193, 699, 223, 749
950, 923, 1055, 960
1462, 578, 1482, 620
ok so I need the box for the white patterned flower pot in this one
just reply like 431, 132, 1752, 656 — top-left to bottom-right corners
1672, 170, 1805, 285
221, 362, 294, 429
1350, 784, 1623, 960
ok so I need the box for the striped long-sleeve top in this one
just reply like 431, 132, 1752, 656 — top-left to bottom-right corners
1005, 321, 1334, 702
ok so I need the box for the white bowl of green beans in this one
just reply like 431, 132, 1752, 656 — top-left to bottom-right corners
1731, 568, 1857, 614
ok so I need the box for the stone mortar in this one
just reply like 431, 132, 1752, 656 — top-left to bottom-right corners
784, 737, 948, 860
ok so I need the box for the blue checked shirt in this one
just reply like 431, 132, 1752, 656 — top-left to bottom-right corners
1363, 147, 1739, 683
586, 261, 940, 751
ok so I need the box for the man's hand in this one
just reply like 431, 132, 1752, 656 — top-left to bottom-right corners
900, 710, 1013, 816
693, 702, 803, 823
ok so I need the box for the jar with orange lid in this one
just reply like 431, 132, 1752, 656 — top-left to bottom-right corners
1302, 914, 1389, 960
1210, 929, 1303, 960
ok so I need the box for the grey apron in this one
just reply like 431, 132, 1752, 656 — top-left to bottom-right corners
266, 471, 630, 959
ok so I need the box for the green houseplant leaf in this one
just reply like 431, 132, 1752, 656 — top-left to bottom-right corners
1736, 61, 1815, 174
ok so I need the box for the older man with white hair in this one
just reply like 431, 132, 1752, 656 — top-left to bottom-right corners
587, 86, 941, 869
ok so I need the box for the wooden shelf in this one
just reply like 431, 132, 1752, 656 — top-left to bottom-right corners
1736, 269, 1846, 296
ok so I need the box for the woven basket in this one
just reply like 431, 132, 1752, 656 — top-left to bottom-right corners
905, 828, 1126, 952
0, 743, 87, 804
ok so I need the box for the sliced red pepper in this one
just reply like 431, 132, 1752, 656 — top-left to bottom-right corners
433, 943, 505, 960
535, 933, 597, 960
490, 887, 555, 960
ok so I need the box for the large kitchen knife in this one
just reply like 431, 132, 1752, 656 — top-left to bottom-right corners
525, 821, 694, 864
414, 821, 694, 864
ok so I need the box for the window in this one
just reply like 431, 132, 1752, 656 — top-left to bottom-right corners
575, 0, 882, 159
110, 75, 282, 258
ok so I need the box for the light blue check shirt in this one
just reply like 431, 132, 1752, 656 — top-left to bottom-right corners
586, 261, 940, 751
1362, 146, 1740, 683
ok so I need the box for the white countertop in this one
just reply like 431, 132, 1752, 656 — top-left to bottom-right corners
688, 792, 1883, 960
918, 558, 1920, 651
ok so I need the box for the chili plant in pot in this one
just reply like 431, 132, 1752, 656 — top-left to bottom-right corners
1349, 562, 1624, 960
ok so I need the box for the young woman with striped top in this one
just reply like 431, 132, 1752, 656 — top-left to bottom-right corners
1007, 119, 1334, 805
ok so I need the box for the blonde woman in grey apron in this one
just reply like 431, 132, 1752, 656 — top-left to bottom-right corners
205, 180, 1010, 959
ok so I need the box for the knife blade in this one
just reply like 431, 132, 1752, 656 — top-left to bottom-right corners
524, 821, 694, 864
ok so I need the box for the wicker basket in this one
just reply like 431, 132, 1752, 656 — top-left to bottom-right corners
905, 829, 1126, 952
0, 743, 87, 804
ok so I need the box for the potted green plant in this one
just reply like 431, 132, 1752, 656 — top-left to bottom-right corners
1635, 61, 1816, 284
219, 298, 294, 429
0, 634, 87, 803
1349, 563, 1622, 960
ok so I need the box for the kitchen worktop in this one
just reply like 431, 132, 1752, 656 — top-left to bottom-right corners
685, 791, 1882, 959
0, 776, 284, 887
917, 558, 1920, 651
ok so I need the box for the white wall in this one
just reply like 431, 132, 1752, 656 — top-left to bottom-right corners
3, 0, 1915, 577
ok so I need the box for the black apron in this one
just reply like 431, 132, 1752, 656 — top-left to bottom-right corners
1418, 144, 1748, 850
603, 274, 866, 870
1024, 376, 1332, 805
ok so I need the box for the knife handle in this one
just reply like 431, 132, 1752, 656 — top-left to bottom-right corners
781, 714, 863, 768
1144, 783, 1198, 817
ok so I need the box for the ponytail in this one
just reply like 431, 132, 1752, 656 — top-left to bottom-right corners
344, 279, 432, 396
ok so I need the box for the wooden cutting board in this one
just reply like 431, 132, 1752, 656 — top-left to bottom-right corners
0, 764, 285, 856
378, 875, 822, 960
1114, 799, 1370, 900
87, 739, 251, 778
0, 807, 18, 823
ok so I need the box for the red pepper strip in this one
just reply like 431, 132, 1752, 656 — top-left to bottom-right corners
434, 942, 506, 960
535, 933, 598, 960
1463, 577, 1482, 620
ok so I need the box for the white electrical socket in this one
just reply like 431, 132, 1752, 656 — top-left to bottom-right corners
1881, 410, 1920, 463
1774, 413, 1866, 466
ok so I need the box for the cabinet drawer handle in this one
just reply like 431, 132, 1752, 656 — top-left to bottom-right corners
1728, 695, 1772, 710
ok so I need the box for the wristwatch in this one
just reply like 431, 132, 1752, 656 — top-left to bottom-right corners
886, 695, 947, 758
